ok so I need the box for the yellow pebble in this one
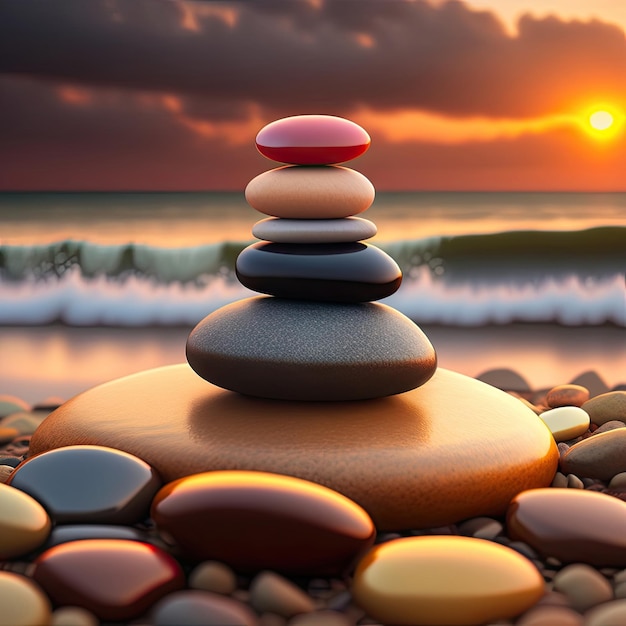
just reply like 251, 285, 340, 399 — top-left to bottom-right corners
352, 536, 545, 625
0, 483, 51, 559
0, 571, 52, 626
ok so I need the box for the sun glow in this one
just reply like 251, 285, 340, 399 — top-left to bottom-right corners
589, 110, 614, 131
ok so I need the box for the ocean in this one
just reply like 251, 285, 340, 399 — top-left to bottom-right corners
1, 191, 624, 402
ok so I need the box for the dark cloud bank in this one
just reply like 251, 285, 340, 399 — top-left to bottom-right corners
0, 0, 624, 189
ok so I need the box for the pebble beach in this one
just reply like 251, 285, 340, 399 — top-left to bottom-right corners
1, 372, 626, 626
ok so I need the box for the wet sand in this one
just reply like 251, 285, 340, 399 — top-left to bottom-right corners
1, 323, 624, 404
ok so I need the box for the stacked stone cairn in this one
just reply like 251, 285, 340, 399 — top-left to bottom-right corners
186, 115, 437, 401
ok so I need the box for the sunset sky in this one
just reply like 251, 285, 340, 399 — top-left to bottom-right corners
1, 0, 625, 191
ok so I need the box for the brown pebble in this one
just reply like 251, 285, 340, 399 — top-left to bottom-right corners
188, 561, 237, 595
560, 428, 626, 481
566, 474, 584, 489
288, 610, 354, 626
515, 606, 583, 626
249, 571, 315, 618
457, 516, 504, 540
583, 599, 626, 626
593, 420, 626, 435
608, 472, 626, 489
552, 564, 613, 612
551, 472, 568, 488
50, 606, 99, 626
615, 581, 626, 599
151, 590, 259, 626
534, 591, 572, 608
614, 569, 626, 584
582, 391, 626, 425
506, 489, 626, 567
547, 384, 590, 408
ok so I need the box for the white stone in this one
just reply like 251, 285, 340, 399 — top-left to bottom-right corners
252, 217, 377, 243
539, 406, 590, 442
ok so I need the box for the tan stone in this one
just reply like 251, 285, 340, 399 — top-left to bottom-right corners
0, 571, 52, 626
30, 365, 558, 530
188, 561, 237, 595
352, 536, 545, 625
552, 564, 613, 612
515, 606, 583, 625
560, 428, 626, 481
245, 165, 375, 219
582, 391, 626, 425
546, 384, 590, 408
584, 599, 626, 626
50, 606, 99, 626
0, 483, 51, 559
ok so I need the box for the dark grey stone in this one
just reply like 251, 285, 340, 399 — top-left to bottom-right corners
186, 296, 437, 401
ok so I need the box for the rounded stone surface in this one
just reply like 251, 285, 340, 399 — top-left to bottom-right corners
0, 571, 52, 626
32, 539, 185, 621
40, 524, 150, 552
245, 166, 375, 219
584, 599, 626, 626
151, 590, 258, 626
582, 391, 626, 425
546, 384, 590, 408
255, 115, 370, 165
552, 563, 613, 612
152, 470, 376, 575
539, 406, 590, 442
188, 561, 237, 595
352, 536, 545, 625
8, 445, 161, 524
50, 607, 99, 626
252, 216, 377, 243
30, 364, 558, 531
515, 606, 583, 626
0, 482, 51, 559
249, 571, 315, 616
560, 428, 626, 481
235, 243, 402, 303
186, 297, 434, 401
506, 488, 626, 567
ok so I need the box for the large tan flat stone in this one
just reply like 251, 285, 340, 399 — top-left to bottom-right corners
30, 365, 558, 530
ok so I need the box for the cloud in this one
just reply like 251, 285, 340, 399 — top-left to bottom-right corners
1, 0, 624, 119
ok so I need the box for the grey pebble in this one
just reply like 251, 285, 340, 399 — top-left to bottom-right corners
552, 563, 613, 612
566, 474, 584, 489
593, 420, 626, 435
249, 571, 315, 618
457, 516, 503, 540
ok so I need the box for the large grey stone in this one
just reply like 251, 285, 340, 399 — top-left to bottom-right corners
186, 296, 436, 401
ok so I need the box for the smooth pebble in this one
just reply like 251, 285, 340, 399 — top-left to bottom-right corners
8, 444, 161, 523
352, 536, 545, 625
582, 391, 626, 425
608, 472, 626, 489
515, 606, 583, 625
506, 488, 626, 566
33, 539, 184, 621
560, 428, 626, 480
151, 470, 375, 575
593, 420, 625, 434
151, 590, 258, 626
0, 482, 51, 559
255, 115, 370, 165
235, 242, 402, 302
583, 599, 626, 626
0, 395, 30, 418
539, 406, 590, 442
552, 563, 613, 612
186, 297, 436, 401
50, 606, 99, 626
546, 384, 590, 408
188, 560, 237, 595
249, 571, 315, 617
0, 571, 52, 626
245, 166, 375, 219
252, 217, 377, 243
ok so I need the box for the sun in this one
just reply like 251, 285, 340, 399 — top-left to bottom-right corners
589, 110, 614, 131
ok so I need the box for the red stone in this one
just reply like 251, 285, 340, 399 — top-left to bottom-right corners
32, 539, 185, 621
256, 115, 370, 165
151, 470, 376, 575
